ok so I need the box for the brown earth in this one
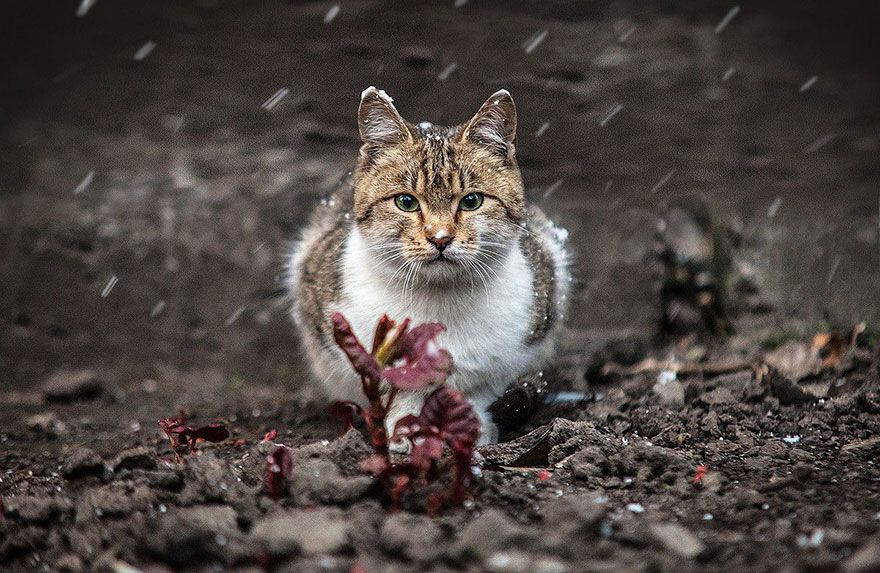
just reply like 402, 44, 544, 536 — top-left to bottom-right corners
2, 1, 880, 572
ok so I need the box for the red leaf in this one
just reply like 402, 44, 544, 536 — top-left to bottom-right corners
190, 423, 230, 443
265, 444, 293, 499
382, 323, 454, 390
537, 469, 551, 481
330, 401, 362, 434
332, 313, 381, 383
262, 429, 278, 443
692, 464, 708, 488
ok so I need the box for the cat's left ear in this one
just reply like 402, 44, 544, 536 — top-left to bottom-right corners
461, 89, 517, 161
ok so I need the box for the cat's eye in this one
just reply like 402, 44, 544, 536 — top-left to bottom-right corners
394, 194, 420, 212
458, 192, 484, 211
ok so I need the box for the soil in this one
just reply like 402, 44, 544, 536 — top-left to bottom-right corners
3, 1, 880, 572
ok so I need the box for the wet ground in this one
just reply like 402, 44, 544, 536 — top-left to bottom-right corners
2, 1, 880, 571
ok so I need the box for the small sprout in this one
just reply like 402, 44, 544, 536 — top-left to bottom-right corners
330, 312, 479, 511
261, 429, 278, 443
265, 444, 293, 500
537, 469, 551, 481
692, 464, 708, 488
157, 417, 230, 462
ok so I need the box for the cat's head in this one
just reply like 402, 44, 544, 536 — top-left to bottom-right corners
352, 87, 525, 285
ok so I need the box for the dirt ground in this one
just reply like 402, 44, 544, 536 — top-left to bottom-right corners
2, 1, 880, 572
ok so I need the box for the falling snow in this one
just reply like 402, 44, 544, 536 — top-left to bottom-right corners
262, 88, 289, 111
100, 275, 118, 298
799, 75, 818, 93
73, 170, 95, 195
437, 62, 458, 81
523, 30, 548, 54
324, 5, 340, 24
599, 103, 624, 127
133, 41, 157, 61
714, 5, 741, 34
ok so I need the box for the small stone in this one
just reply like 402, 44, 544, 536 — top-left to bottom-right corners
3, 495, 73, 524
42, 368, 104, 402
147, 506, 238, 567
380, 512, 444, 562
843, 541, 880, 573
485, 550, 533, 573
56, 553, 84, 573
535, 557, 570, 573
26, 412, 66, 435
541, 493, 607, 547
112, 446, 157, 471
841, 436, 880, 458
289, 458, 373, 505
649, 522, 705, 558
62, 447, 106, 479
453, 509, 537, 561
251, 509, 350, 556
653, 376, 684, 406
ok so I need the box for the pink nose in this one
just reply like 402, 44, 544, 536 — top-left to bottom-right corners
427, 235, 453, 251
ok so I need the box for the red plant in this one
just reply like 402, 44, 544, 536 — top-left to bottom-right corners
157, 417, 230, 461
692, 463, 708, 488
265, 444, 293, 499
261, 429, 278, 443
330, 312, 479, 510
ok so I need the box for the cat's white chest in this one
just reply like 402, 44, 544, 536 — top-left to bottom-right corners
335, 230, 538, 404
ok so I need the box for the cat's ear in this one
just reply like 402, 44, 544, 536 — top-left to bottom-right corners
461, 89, 517, 161
358, 87, 410, 161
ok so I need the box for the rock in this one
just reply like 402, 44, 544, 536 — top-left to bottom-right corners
841, 436, 880, 458
649, 522, 705, 559
147, 506, 239, 567
480, 418, 613, 467
3, 495, 73, 524
26, 412, 66, 436
843, 541, 880, 573
453, 509, 537, 561
653, 376, 685, 406
251, 509, 350, 557
56, 553, 84, 573
75, 484, 154, 522
561, 446, 608, 481
42, 368, 103, 402
766, 369, 822, 405
695, 386, 737, 406
112, 446, 157, 472
380, 512, 444, 562
542, 493, 607, 546
289, 458, 373, 505
61, 447, 106, 479
180, 452, 238, 503
485, 550, 534, 573
764, 341, 819, 381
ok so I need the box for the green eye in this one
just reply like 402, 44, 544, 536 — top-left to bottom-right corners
458, 192, 484, 211
394, 194, 420, 212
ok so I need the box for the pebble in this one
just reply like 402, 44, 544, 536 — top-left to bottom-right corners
61, 447, 106, 479
42, 369, 104, 403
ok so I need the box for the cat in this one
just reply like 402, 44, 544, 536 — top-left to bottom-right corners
288, 87, 571, 445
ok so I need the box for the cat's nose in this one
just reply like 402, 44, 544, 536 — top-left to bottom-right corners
427, 234, 454, 252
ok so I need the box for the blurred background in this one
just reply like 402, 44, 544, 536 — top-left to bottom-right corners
2, 0, 879, 399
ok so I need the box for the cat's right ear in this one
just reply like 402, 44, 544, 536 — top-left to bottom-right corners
358, 87, 410, 162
